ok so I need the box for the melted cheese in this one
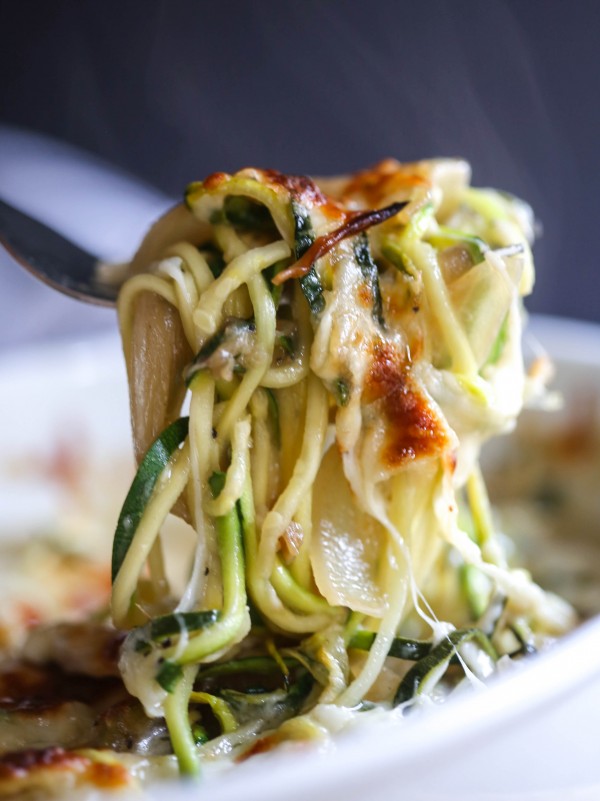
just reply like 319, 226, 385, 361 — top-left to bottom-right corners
1, 157, 576, 793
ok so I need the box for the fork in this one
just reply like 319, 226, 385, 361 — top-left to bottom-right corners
0, 126, 172, 306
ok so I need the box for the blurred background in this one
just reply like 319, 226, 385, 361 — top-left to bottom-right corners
1, 0, 599, 350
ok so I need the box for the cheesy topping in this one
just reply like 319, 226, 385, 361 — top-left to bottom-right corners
0, 158, 578, 796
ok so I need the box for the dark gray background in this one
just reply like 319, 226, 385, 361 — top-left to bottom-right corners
1, 0, 599, 346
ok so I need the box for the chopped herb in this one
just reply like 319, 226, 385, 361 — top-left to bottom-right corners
299, 267, 325, 315
291, 200, 315, 260
354, 232, 385, 327
291, 200, 325, 315
209, 470, 227, 497
156, 660, 184, 693
134, 638, 152, 656
335, 378, 350, 407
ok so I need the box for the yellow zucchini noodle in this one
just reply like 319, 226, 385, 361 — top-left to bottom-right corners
112, 159, 575, 774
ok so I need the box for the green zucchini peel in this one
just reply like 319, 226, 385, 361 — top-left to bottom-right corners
112, 417, 189, 583
349, 630, 432, 662
393, 627, 498, 707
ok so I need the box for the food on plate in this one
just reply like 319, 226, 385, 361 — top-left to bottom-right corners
0, 158, 577, 795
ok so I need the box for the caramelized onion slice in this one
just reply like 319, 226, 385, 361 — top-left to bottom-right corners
127, 291, 192, 464
311, 447, 386, 615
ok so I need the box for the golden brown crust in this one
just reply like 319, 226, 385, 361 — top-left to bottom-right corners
365, 341, 453, 468
0, 747, 132, 796
338, 159, 431, 208
204, 167, 333, 209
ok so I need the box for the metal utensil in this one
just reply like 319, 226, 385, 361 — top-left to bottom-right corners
0, 126, 173, 305
0, 199, 121, 305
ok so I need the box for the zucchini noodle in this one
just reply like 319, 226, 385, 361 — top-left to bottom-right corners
111, 158, 576, 775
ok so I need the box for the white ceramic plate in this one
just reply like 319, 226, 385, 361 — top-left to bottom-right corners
1, 316, 599, 801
